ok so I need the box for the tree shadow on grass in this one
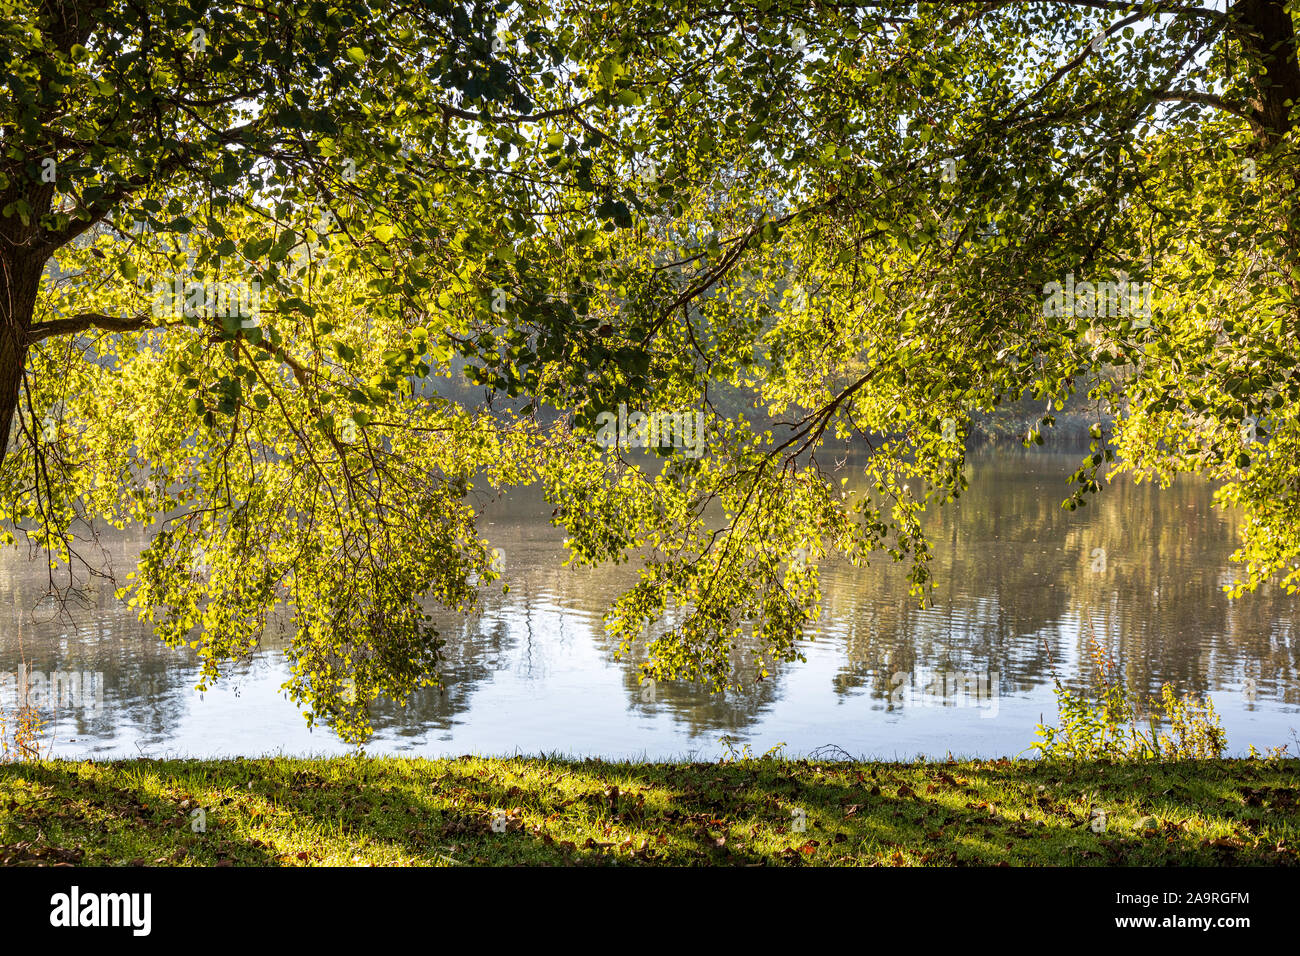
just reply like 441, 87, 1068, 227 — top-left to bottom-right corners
2, 757, 1296, 866
0, 759, 281, 866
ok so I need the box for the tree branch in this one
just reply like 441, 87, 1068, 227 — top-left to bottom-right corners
1152, 89, 1263, 130
25, 311, 154, 344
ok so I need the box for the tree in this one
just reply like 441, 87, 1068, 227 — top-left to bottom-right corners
3, 0, 1298, 742
2, 0, 657, 738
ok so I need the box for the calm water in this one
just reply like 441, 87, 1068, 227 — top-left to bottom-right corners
1, 450, 1296, 760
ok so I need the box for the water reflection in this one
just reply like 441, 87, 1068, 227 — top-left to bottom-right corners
1, 450, 1296, 759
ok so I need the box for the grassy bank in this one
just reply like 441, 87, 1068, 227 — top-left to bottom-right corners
1, 755, 1297, 866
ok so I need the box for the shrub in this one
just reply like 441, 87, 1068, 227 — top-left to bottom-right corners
1029, 628, 1226, 760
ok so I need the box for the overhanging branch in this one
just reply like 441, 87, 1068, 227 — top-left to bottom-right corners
1152, 90, 1263, 131
26, 311, 154, 344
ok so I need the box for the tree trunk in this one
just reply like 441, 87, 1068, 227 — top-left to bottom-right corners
1233, 0, 1300, 298
1236, 0, 1300, 145
0, 255, 43, 473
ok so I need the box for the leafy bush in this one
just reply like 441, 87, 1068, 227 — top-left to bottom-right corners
1030, 630, 1226, 760
0, 702, 50, 763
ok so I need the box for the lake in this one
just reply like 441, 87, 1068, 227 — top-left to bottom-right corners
1, 449, 1296, 760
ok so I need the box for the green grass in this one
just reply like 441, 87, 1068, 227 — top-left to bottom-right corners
1, 755, 1297, 866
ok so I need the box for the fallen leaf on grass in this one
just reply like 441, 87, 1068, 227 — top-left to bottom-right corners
1206, 837, 1243, 850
